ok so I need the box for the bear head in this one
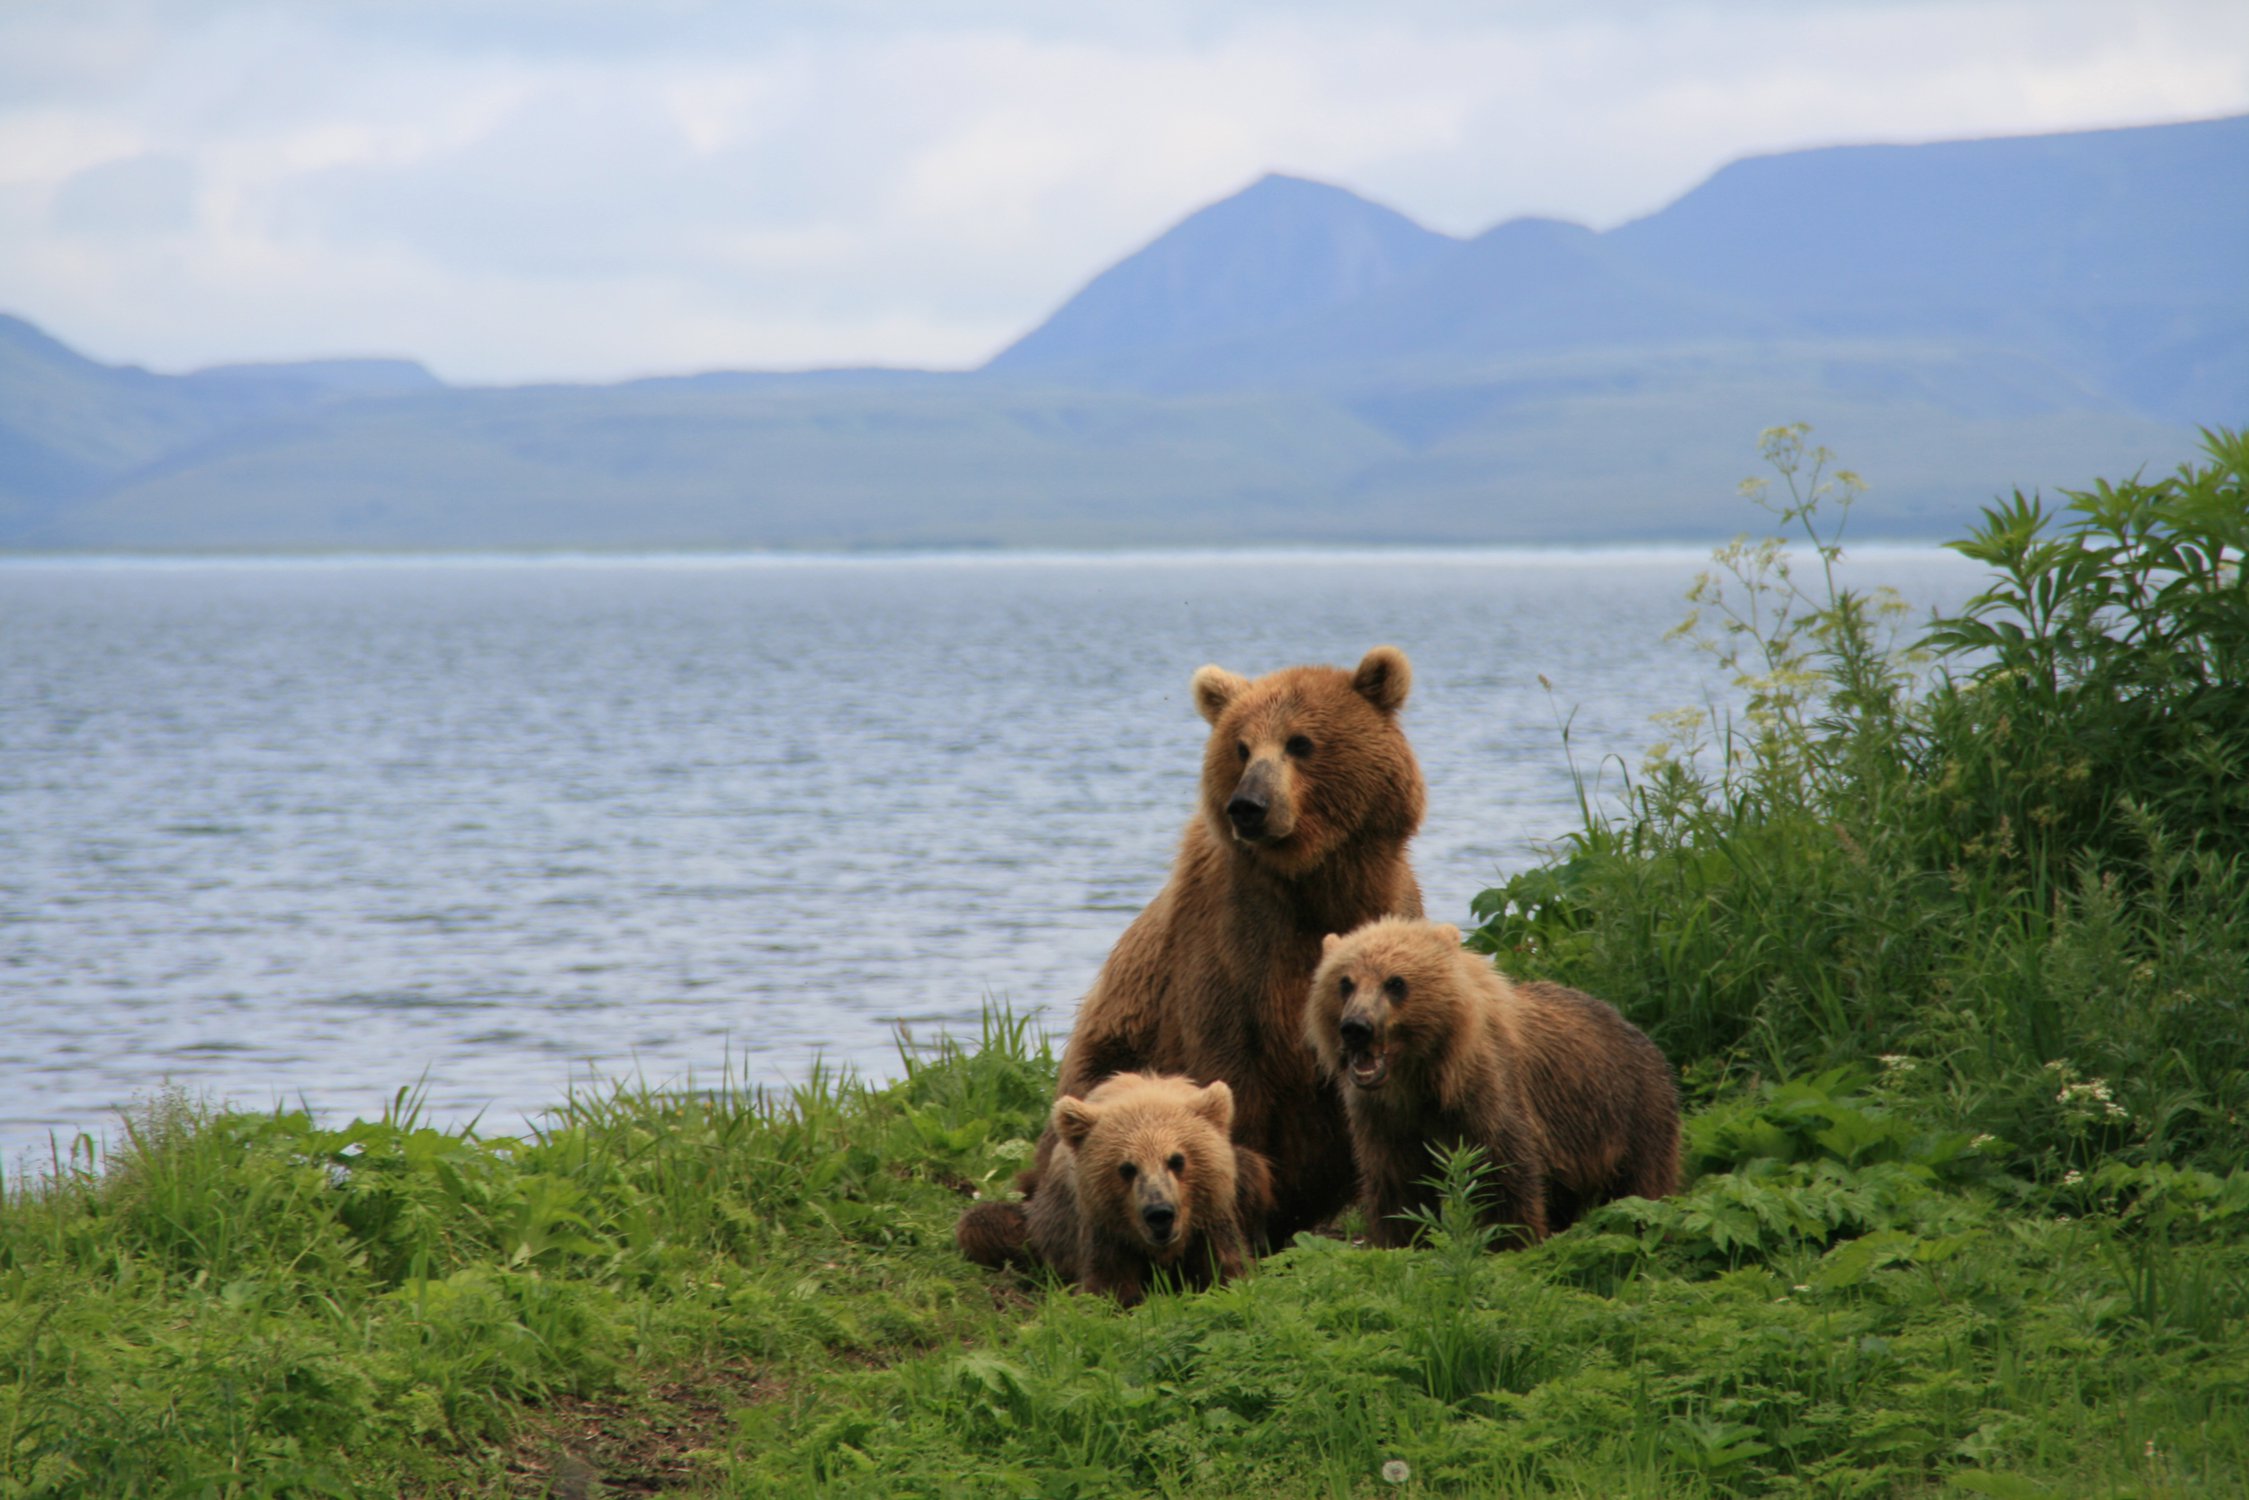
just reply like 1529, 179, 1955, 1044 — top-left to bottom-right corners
1052, 1073, 1239, 1262
1305, 916, 1472, 1093
1189, 646, 1424, 879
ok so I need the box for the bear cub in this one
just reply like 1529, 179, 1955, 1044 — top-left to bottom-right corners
1305, 917, 1679, 1249
961, 1073, 1274, 1306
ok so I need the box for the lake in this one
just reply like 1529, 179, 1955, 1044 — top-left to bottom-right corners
0, 548, 1985, 1170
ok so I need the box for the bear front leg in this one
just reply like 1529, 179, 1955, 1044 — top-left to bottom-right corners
1076, 1223, 1151, 1306
1478, 1162, 1549, 1248
1203, 1227, 1249, 1287
1080, 1253, 1148, 1307
1474, 1127, 1552, 1248
1360, 1161, 1423, 1249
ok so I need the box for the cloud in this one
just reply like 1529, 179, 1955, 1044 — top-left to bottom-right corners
0, 0, 2242, 381
51, 152, 200, 236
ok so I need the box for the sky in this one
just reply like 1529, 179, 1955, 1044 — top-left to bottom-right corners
4, 1, 2245, 385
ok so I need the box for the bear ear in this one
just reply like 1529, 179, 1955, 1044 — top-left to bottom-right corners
1352, 646, 1412, 715
1192, 665, 1249, 725
1192, 1079, 1235, 1132
1322, 932, 1342, 954
1053, 1095, 1101, 1149
1436, 923, 1463, 946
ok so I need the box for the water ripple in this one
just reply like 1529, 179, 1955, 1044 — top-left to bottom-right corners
0, 548, 1982, 1168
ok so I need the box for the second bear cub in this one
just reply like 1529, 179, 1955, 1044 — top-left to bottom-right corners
1306, 917, 1679, 1249
1025, 1072, 1274, 1306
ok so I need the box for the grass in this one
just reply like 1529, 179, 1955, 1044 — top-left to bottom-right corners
7, 1037, 2242, 1496
4, 429, 2245, 1496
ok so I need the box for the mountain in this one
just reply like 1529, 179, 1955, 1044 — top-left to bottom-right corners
999, 115, 2249, 421
1604, 114, 2249, 421
1078, 214, 1783, 394
0, 312, 445, 538
1609, 115, 2248, 327
2, 115, 2240, 552
985, 173, 1457, 379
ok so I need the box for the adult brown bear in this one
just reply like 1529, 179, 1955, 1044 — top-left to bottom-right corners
961, 647, 1425, 1258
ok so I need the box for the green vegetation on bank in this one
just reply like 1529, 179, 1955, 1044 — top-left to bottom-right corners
4, 430, 2245, 1497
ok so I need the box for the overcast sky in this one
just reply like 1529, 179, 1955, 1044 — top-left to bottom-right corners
4, 1, 2244, 384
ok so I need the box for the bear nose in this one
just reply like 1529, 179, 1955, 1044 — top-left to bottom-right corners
1226, 789, 1268, 834
1338, 1014, 1374, 1051
1141, 1202, 1177, 1239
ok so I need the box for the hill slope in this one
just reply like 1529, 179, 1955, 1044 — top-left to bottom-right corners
2, 115, 2239, 552
984, 173, 1457, 380
1006, 114, 2249, 419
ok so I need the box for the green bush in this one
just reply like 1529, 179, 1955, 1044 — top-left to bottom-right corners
1470, 426, 2249, 1180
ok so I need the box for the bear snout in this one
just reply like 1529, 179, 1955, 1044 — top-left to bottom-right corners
1133, 1175, 1184, 1246
1337, 1009, 1391, 1088
1226, 786, 1269, 836
1223, 759, 1293, 843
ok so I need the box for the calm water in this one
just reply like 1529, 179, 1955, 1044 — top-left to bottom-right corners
1, 549, 1983, 1169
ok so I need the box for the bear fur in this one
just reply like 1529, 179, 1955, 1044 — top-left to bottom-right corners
1305, 916, 1679, 1249
1035, 647, 1426, 1242
959, 1072, 1274, 1306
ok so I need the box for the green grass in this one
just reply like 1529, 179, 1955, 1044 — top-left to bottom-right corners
7, 1037, 2241, 1496
4, 430, 2245, 1496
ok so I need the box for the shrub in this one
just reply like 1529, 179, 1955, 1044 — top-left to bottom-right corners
1469, 426, 2249, 1177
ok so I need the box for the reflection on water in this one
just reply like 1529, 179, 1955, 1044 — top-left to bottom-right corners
0, 548, 1983, 1166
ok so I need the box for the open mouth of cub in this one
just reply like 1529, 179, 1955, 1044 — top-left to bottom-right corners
1346, 1048, 1390, 1089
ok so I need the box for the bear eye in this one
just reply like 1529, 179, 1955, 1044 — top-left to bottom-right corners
1384, 976, 1409, 1001
1337, 975, 1355, 998
1167, 1152, 1186, 1175
1286, 735, 1314, 758
1118, 1162, 1138, 1182
1236, 740, 1250, 763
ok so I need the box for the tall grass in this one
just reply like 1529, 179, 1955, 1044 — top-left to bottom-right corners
0, 1021, 1064, 1496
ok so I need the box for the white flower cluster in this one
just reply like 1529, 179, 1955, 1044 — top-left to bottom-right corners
2056, 1079, 2129, 1121
2045, 1060, 2130, 1122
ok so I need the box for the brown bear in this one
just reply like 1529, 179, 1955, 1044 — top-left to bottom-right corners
1035, 647, 1426, 1242
960, 1072, 1275, 1306
1305, 916, 1679, 1249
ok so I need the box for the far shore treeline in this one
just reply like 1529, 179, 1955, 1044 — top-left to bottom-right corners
1, 429, 2242, 1495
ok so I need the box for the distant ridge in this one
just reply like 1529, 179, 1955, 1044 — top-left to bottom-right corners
3, 114, 2240, 552
989, 115, 2249, 421
984, 173, 1457, 378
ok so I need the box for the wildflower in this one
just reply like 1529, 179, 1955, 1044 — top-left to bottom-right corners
1969, 1134, 1995, 1150
1793, 1284, 1812, 1294
2061, 1169, 2083, 1187
1382, 1459, 1412, 1485
1877, 1053, 1916, 1076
